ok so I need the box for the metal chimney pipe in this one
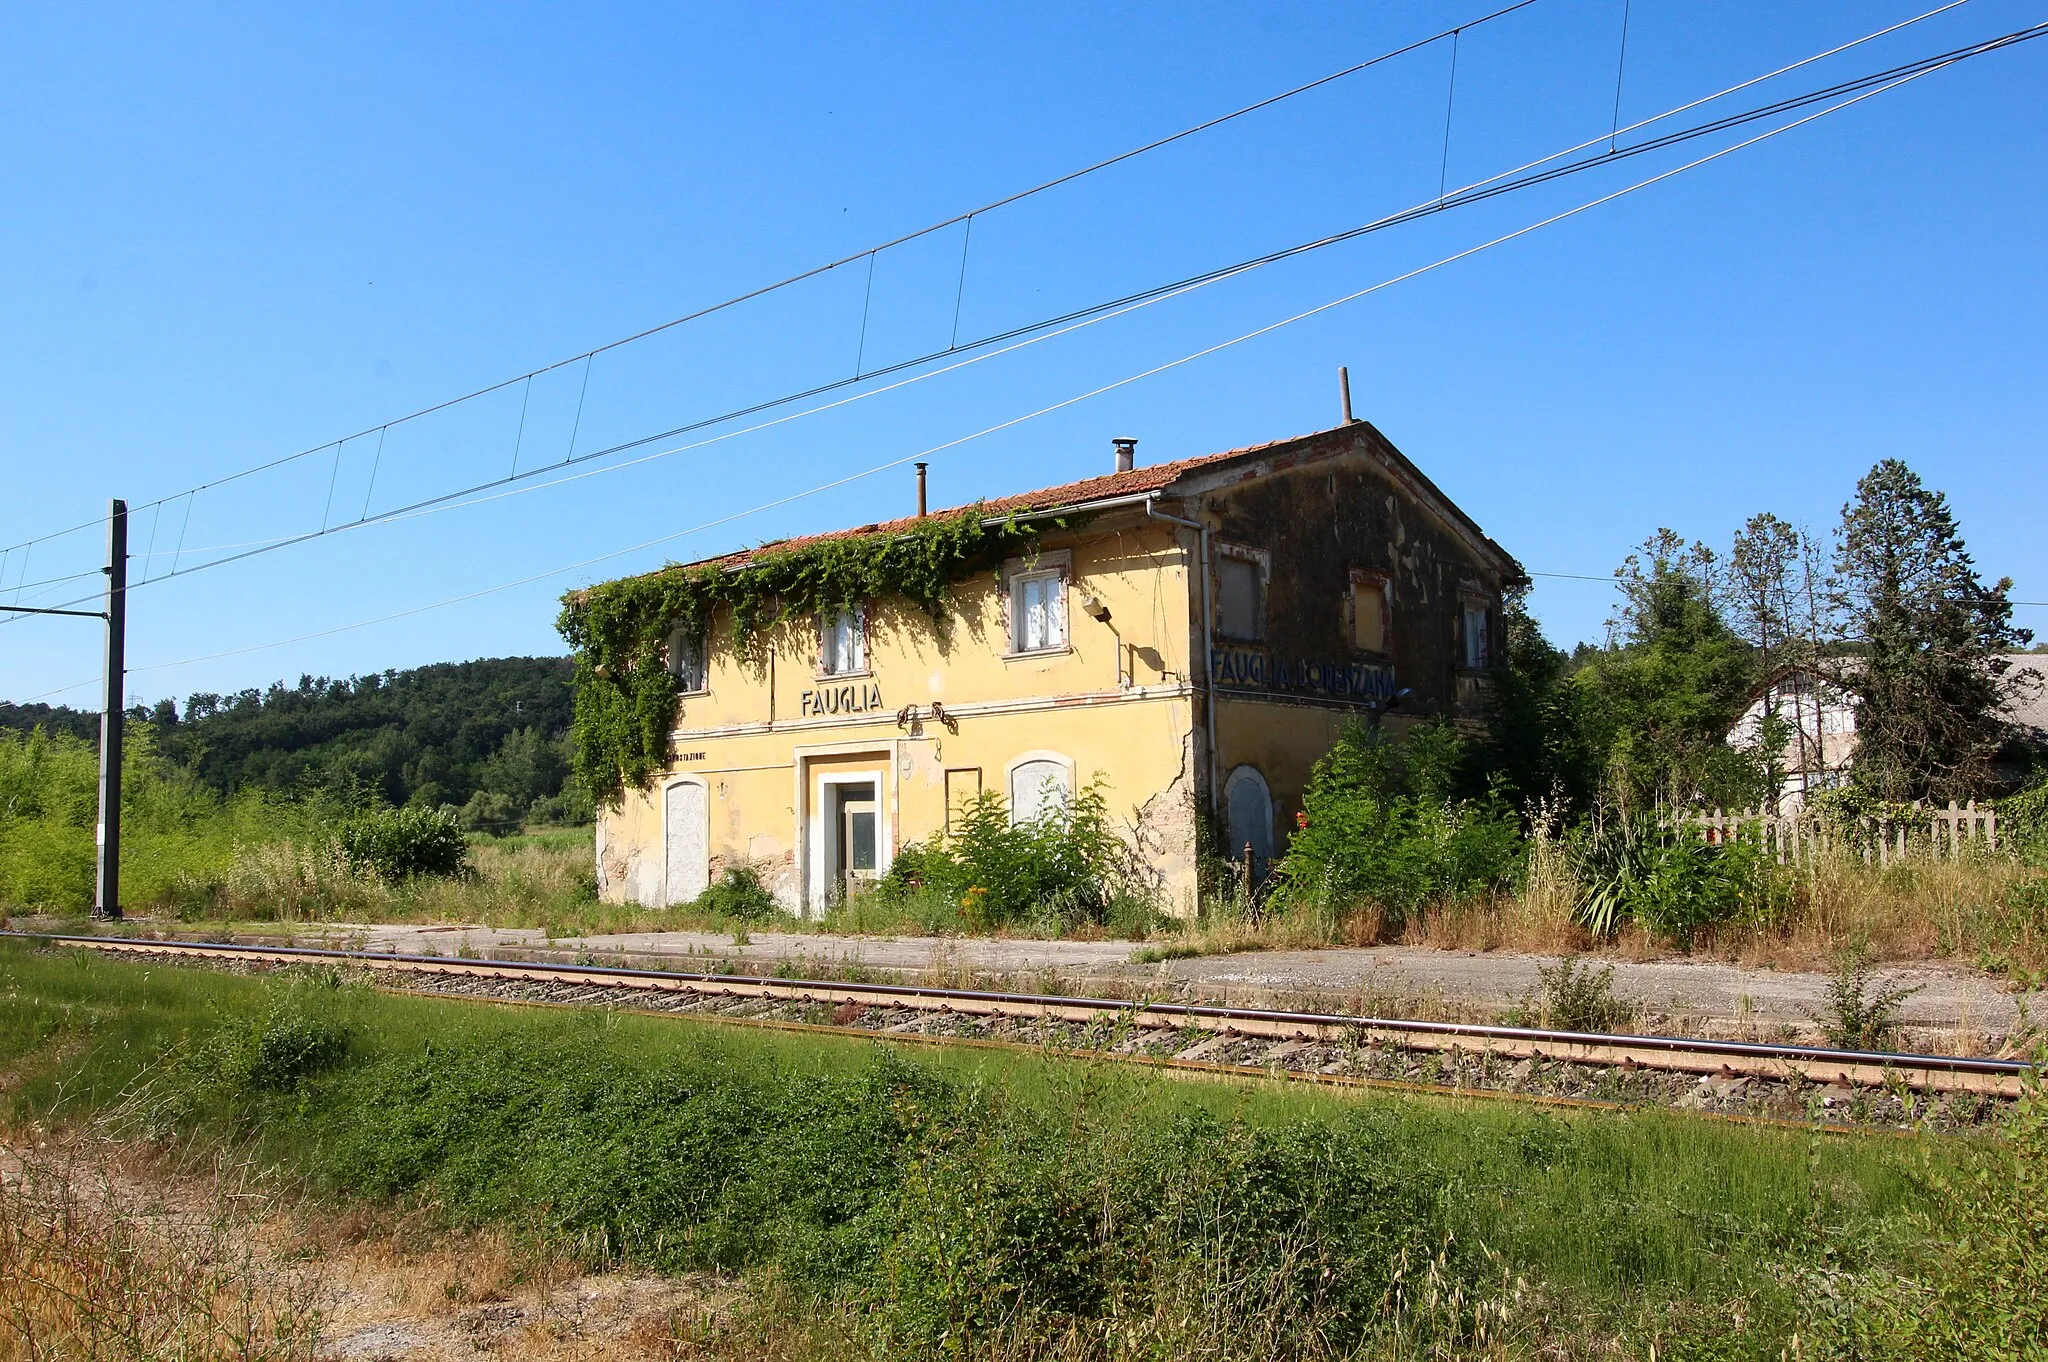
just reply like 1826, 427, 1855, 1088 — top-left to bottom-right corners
1339, 367, 1355, 424
915, 462, 928, 517
1112, 437, 1137, 474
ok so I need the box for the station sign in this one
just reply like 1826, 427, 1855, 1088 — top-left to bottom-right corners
1209, 647, 1395, 703
800, 682, 886, 718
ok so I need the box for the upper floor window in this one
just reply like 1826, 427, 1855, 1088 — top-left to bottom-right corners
1216, 549, 1265, 641
1350, 572, 1389, 654
1461, 604, 1490, 670
1011, 569, 1067, 653
819, 608, 867, 676
667, 624, 709, 694
1002, 550, 1071, 656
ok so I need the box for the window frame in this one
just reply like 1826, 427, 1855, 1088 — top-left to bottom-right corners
1459, 600, 1492, 671
817, 606, 869, 678
1214, 543, 1269, 643
1000, 550, 1073, 658
1347, 569, 1391, 656
666, 623, 710, 696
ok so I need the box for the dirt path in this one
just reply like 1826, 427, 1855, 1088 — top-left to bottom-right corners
0, 1136, 713, 1361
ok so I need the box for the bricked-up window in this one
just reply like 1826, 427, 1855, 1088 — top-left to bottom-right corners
1461, 604, 1491, 670
1010, 568, 1067, 653
1217, 556, 1263, 641
1350, 574, 1389, 653
666, 625, 708, 694
819, 608, 867, 676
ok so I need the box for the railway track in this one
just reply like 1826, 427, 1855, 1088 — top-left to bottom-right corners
14, 931, 2032, 1126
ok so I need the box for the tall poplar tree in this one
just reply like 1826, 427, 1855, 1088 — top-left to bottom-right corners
1832, 460, 2030, 800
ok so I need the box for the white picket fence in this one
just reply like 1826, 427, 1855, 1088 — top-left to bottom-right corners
1676, 800, 1998, 865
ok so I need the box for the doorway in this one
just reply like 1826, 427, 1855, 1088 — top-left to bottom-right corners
806, 762, 888, 912
1223, 765, 1274, 883
837, 783, 878, 898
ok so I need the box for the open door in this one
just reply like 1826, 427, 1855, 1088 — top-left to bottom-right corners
838, 785, 878, 898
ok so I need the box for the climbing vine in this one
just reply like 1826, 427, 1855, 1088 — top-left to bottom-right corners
557, 507, 1062, 804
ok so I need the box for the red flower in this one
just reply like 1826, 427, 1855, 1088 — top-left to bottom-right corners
1295, 811, 1309, 831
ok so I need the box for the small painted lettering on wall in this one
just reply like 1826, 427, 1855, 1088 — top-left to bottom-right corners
679, 751, 706, 762
1209, 647, 1396, 702
800, 683, 885, 718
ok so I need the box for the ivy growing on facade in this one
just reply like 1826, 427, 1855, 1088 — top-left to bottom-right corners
556, 507, 1060, 804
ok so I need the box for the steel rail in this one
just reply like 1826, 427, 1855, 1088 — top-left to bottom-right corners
460, 986, 1909, 1138
13, 931, 2030, 1097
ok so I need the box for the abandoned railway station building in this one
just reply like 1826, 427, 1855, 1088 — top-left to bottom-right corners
586, 419, 1524, 915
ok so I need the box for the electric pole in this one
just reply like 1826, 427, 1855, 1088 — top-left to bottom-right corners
95, 499, 127, 920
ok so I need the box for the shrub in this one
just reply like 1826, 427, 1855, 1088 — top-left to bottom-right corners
877, 780, 1149, 929
1273, 720, 1523, 926
334, 805, 470, 882
1571, 815, 1785, 946
1534, 956, 1633, 1032
174, 999, 354, 1104
1812, 945, 1922, 1051
2001, 779, 2048, 866
689, 866, 780, 921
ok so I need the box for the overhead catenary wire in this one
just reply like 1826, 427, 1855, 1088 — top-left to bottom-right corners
6, 6, 2020, 618
1609, 0, 1635, 152
0, 3, 1989, 613
8, 14, 2036, 631
0, 0, 1549, 564
10, 58, 1967, 705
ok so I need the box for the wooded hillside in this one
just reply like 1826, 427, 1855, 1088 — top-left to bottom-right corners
0, 656, 583, 828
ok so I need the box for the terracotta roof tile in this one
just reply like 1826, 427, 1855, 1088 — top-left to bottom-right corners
676, 431, 1312, 573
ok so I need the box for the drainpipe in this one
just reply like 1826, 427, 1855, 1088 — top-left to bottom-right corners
1146, 496, 1217, 817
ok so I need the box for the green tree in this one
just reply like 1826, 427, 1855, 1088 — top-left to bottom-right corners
1275, 719, 1523, 925
1832, 460, 2030, 800
1481, 586, 1598, 813
1575, 531, 1762, 812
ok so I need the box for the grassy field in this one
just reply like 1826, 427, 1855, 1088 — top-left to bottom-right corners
1, 937, 2032, 1359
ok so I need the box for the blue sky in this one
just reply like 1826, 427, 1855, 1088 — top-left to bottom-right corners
3, 1, 2043, 709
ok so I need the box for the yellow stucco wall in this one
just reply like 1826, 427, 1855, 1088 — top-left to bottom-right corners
596, 517, 1206, 916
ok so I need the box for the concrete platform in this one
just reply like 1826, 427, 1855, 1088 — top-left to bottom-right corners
1139, 947, 2038, 1039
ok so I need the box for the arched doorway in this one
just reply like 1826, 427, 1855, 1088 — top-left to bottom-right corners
1223, 765, 1274, 881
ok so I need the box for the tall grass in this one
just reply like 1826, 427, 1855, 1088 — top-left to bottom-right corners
0, 1137, 325, 1360
0, 939, 1971, 1359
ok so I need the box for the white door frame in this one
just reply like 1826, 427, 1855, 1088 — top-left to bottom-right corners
793, 740, 898, 916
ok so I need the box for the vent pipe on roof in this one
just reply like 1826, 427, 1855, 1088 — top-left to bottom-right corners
1112, 438, 1137, 474
915, 462, 928, 517
1339, 367, 1356, 424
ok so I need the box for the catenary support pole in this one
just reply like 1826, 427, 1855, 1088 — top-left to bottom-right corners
94, 499, 127, 921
